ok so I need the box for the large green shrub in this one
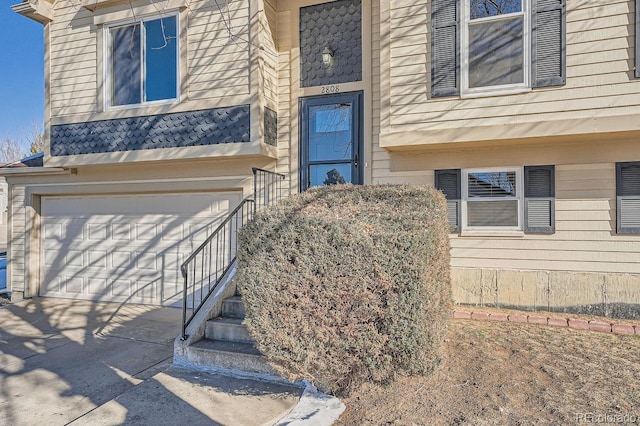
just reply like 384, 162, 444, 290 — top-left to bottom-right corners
235, 185, 451, 395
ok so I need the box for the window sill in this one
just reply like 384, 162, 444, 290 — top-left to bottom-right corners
106, 98, 180, 112
459, 230, 525, 238
460, 86, 531, 99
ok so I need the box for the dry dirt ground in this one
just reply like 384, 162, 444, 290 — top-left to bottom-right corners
338, 318, 640, 425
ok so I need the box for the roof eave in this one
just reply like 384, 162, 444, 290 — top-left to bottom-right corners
11, 1, 54, 24
0, 167, 73, 177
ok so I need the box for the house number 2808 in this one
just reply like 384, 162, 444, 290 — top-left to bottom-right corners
321, 85, 340, 94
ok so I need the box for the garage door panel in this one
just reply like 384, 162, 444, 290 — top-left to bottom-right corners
44, 249, 61, 266
87, 277, 108, 295
135, 251, 158, 271
41, 192, 241, 305
112, 222, 132, 241
111, 251, 131, 269
160, 223, 185, 242
87, 223, 107, 241
43, 223, 63, 240
111, 279, 132, 298
65, 276, 83, 294
87, 250, 107, 268
43, 276, 62, 294
135, 223, 158, 241
66, 250, 85, 267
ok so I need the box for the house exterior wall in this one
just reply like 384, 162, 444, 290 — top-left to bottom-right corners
10, 0, 640, 317
379, 0, 640, 149
371, 0, 640, 317
0, 180, 7, 226
49, 0, 251, 117
275, 0, 373, 194
4, 158, 261, 300
7, 186, 26, 292
8, 0, 283, 301
45, 0, 278, 167
261, 0, 279, 109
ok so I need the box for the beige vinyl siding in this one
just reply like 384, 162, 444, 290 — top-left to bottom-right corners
9, 186, 26, 292
187, 0, 251, 101
261, 0, 279, 108
372, 0, 427, 185
383, 0, 640, 135
50, 3, 97, 117
449, 163, 640, 275
49, 0, 253, 120
276, 9, 293, 192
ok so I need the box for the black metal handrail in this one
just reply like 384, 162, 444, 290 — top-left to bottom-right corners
180, 198, 254, 339
252, 167, 285, 214
180, 168, 286, 340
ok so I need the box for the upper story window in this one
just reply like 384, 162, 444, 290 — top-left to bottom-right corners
107, 15, 178, 108
431, 0, 566, 98
463, 0, 528, 95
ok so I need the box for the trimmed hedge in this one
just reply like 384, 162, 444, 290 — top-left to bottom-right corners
235, 185, 451, 395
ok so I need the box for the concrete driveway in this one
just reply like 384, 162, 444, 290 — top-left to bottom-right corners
0, 298, 302, 425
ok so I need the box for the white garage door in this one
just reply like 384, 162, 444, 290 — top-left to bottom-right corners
40, 192, 241, 306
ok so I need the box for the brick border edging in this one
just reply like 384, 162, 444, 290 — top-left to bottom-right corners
452, 309, 640, 336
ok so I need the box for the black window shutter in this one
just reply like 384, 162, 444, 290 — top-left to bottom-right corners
616, 162, 640, 234
431, 0, 459, 97
524, 165, 555, 233
636, 0, 640, 78
532, 0, 566, 87
435, 169, 461, 232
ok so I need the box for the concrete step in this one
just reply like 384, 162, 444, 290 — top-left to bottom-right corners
187, 339, 277, 376
221, 296, 246, 319
205, 317, 254, 344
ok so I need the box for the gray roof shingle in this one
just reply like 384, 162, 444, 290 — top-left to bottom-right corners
50, 105, 251, 156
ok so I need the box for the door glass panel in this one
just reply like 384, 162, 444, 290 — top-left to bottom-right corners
308, 104, 352, 162
309, 164, 352, 188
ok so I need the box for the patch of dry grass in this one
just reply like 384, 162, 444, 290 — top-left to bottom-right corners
338, 320, 640, 425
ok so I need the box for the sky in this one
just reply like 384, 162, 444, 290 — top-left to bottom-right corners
0, 2, 44, 144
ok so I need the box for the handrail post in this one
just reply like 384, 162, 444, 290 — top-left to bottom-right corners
181, 271, 188, 340
252, 167, 258, 216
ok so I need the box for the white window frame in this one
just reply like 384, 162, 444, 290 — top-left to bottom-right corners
460, 0, 531, 98
461, 167, 524, 232
104, 13, 180, 110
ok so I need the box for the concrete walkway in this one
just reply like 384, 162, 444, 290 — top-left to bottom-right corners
0, 298, 302, 426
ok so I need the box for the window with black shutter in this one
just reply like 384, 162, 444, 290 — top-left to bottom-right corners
435, 165, 555, 233
435, 169, 461, 232
431, 0, 566, 97
524, 165, 555, 233
431, 0, 460, 96
616, 162, 640, 234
